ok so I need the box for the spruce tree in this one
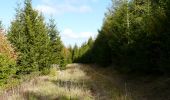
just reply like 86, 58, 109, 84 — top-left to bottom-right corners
8, 0, 50, 74
72, 44, 79, 62
47, 18, 63, 66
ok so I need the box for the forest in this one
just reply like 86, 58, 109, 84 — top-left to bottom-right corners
72, 0, 170, 74
0, 0, 170, 99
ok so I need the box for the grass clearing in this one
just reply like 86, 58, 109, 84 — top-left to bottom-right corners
3, 64, 93, 100
0, 64, 170, 100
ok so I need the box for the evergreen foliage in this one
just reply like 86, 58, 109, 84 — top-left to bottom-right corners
8, 0, 65, 74
0, 26, 16, 84
47, 18, 64, 66
72, 37, 94, 63
0, 0, 170, 87
74, 0, 170, 74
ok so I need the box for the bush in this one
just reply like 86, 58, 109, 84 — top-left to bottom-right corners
0, 32, 16, 85
49, 67, 57, 77
0, 54, 16, 85
41, 67, 50, 75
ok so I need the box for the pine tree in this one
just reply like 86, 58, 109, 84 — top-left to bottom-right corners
47, 18, 63, 66
72, 44, 79, 62
8, 0, 50, 74
67, 45, 73, 63
74, 0, 170, 73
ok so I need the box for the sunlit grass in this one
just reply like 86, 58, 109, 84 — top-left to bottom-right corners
7, 65, 94, 100
2, 64, 168, 100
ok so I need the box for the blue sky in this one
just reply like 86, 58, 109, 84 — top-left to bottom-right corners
0, 0, 111, 46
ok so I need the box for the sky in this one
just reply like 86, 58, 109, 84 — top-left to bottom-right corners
0, 0, 111, 46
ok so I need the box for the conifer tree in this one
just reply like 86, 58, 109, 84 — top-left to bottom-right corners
72, 44, 79, 62
47, 18, 63, 66
8, 0, 50, 74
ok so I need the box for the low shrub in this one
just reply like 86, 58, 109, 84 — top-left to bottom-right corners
0, 54, 16, 85
0, 32, 16, 85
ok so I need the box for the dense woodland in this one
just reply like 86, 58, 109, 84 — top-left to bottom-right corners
0, 0, 170, 89
72, 0, 170, 74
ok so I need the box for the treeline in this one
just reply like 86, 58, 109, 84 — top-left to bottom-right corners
73, 0, 170, 74
0, 0, 69, 85
70, 37, 94, 63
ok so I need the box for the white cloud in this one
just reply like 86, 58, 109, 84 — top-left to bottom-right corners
36, 4, 92, 15
62, 28, 95, 39
36, 5, 56, 15
62, 28, 78, 39
61, 28, 96, 46
65, 0, 98, 4
36, 0, 93, 15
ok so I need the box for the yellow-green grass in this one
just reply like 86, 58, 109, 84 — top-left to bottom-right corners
1, 64, 170, 100
7, 64, 94, 100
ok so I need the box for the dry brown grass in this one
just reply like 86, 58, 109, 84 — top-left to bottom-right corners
81, 64, 170, 100
5, 64, 94, 100
1, 64, 170, 100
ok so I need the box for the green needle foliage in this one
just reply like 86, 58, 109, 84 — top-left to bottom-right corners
8, 0, 65, 75
73, 0, 170, 74
8, 0, 50, 74
47, 18, 63, 66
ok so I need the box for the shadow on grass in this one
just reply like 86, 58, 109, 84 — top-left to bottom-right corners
15, 64, 170, 100
51, 79, 88, 90
23, 91, 78, 100
78, 64, 170, 100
